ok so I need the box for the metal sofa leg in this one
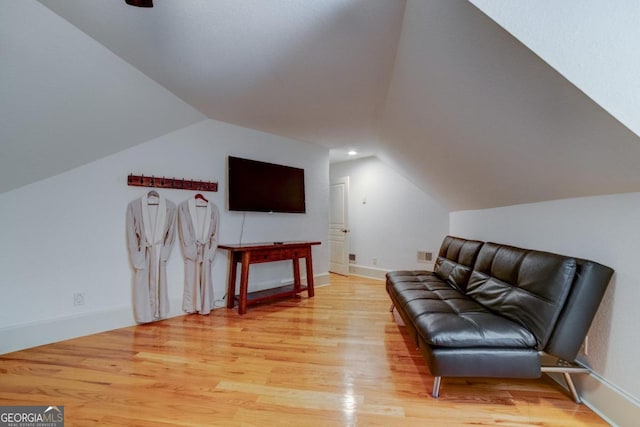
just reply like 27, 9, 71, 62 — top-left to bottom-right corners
389, 302, 395, 312
541, 357, 588, 404
563, 372, 581, 404
432, 376, 441, 398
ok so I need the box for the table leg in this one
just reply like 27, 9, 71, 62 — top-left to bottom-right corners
305, 251, 315, 298
293, 257, 301, 292
239, 252, 251, 315
226, 254, 237, 309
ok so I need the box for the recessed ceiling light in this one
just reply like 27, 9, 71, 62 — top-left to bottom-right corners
348, 150, 358, 156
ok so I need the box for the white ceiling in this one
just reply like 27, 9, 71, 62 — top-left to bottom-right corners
379, 0, 640, 209
0, 0, 205, 193
470, 0, 640, 142
3, 0, 640, 210
39, 0, 405, 151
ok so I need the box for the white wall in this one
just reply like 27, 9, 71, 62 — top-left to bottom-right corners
378, 0, 640, 212
451, 193, 640, 425
330, 156, 449, 275
469, 0, 640, 140
0, 119, 329, 354
0, 0, 206, 193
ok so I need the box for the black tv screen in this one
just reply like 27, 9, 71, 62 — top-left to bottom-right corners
228, 156, 306, 213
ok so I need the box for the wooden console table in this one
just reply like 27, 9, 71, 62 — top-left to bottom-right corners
218, 241, 321, 315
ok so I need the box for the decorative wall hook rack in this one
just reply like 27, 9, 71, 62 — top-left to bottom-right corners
127, 174, 218, 192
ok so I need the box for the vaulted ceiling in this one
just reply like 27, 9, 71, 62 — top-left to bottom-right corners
2, 0, 640, 210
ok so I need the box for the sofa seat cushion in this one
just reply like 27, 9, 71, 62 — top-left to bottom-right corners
413, 309, 537, 348
386, 271, 435, 296
390, 274, 537, 349
388, 272, 452, 303
387, 270, 436, 280
396, 286, 463, 309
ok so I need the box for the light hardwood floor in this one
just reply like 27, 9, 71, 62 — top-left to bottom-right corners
0, 275, 606, 426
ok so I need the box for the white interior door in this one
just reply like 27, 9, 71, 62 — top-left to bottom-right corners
329, 176, 349, 276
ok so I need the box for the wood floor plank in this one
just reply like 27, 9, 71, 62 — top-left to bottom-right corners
0, 274, 607, 426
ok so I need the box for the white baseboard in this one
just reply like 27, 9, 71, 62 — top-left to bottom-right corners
546, 368, 640, 426
348, 264, 389, 280
0, 296, 185, 355
0, 273, 332, 356
313, 272, 331, 287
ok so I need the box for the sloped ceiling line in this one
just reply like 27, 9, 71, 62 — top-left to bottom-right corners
468, 0, 640, 141
378, 0, 640, 210
3, 0, 640, 211
0, 0, 206, 193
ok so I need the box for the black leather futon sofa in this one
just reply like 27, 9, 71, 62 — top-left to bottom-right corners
386, 236, 614, 402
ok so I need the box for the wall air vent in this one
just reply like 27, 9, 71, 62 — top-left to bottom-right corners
417, 251, 433, 263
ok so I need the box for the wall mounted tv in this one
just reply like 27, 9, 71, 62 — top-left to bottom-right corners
227, 156, 306, 214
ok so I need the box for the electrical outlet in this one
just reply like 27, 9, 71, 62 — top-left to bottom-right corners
73, 292, 85, 306
372, 257, 378, 266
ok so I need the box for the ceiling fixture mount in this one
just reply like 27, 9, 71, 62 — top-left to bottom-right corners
125, 0, 153, 7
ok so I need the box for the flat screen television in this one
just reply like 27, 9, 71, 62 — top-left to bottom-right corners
227, 156, 306, 213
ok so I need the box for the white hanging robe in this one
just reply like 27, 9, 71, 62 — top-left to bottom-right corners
126, 195, 177, 323
178, 199, 219, 315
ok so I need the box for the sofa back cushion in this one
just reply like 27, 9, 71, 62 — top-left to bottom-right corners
466, 243, 576, 350
434, 236, 483, 292
544, 259, 613, 360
